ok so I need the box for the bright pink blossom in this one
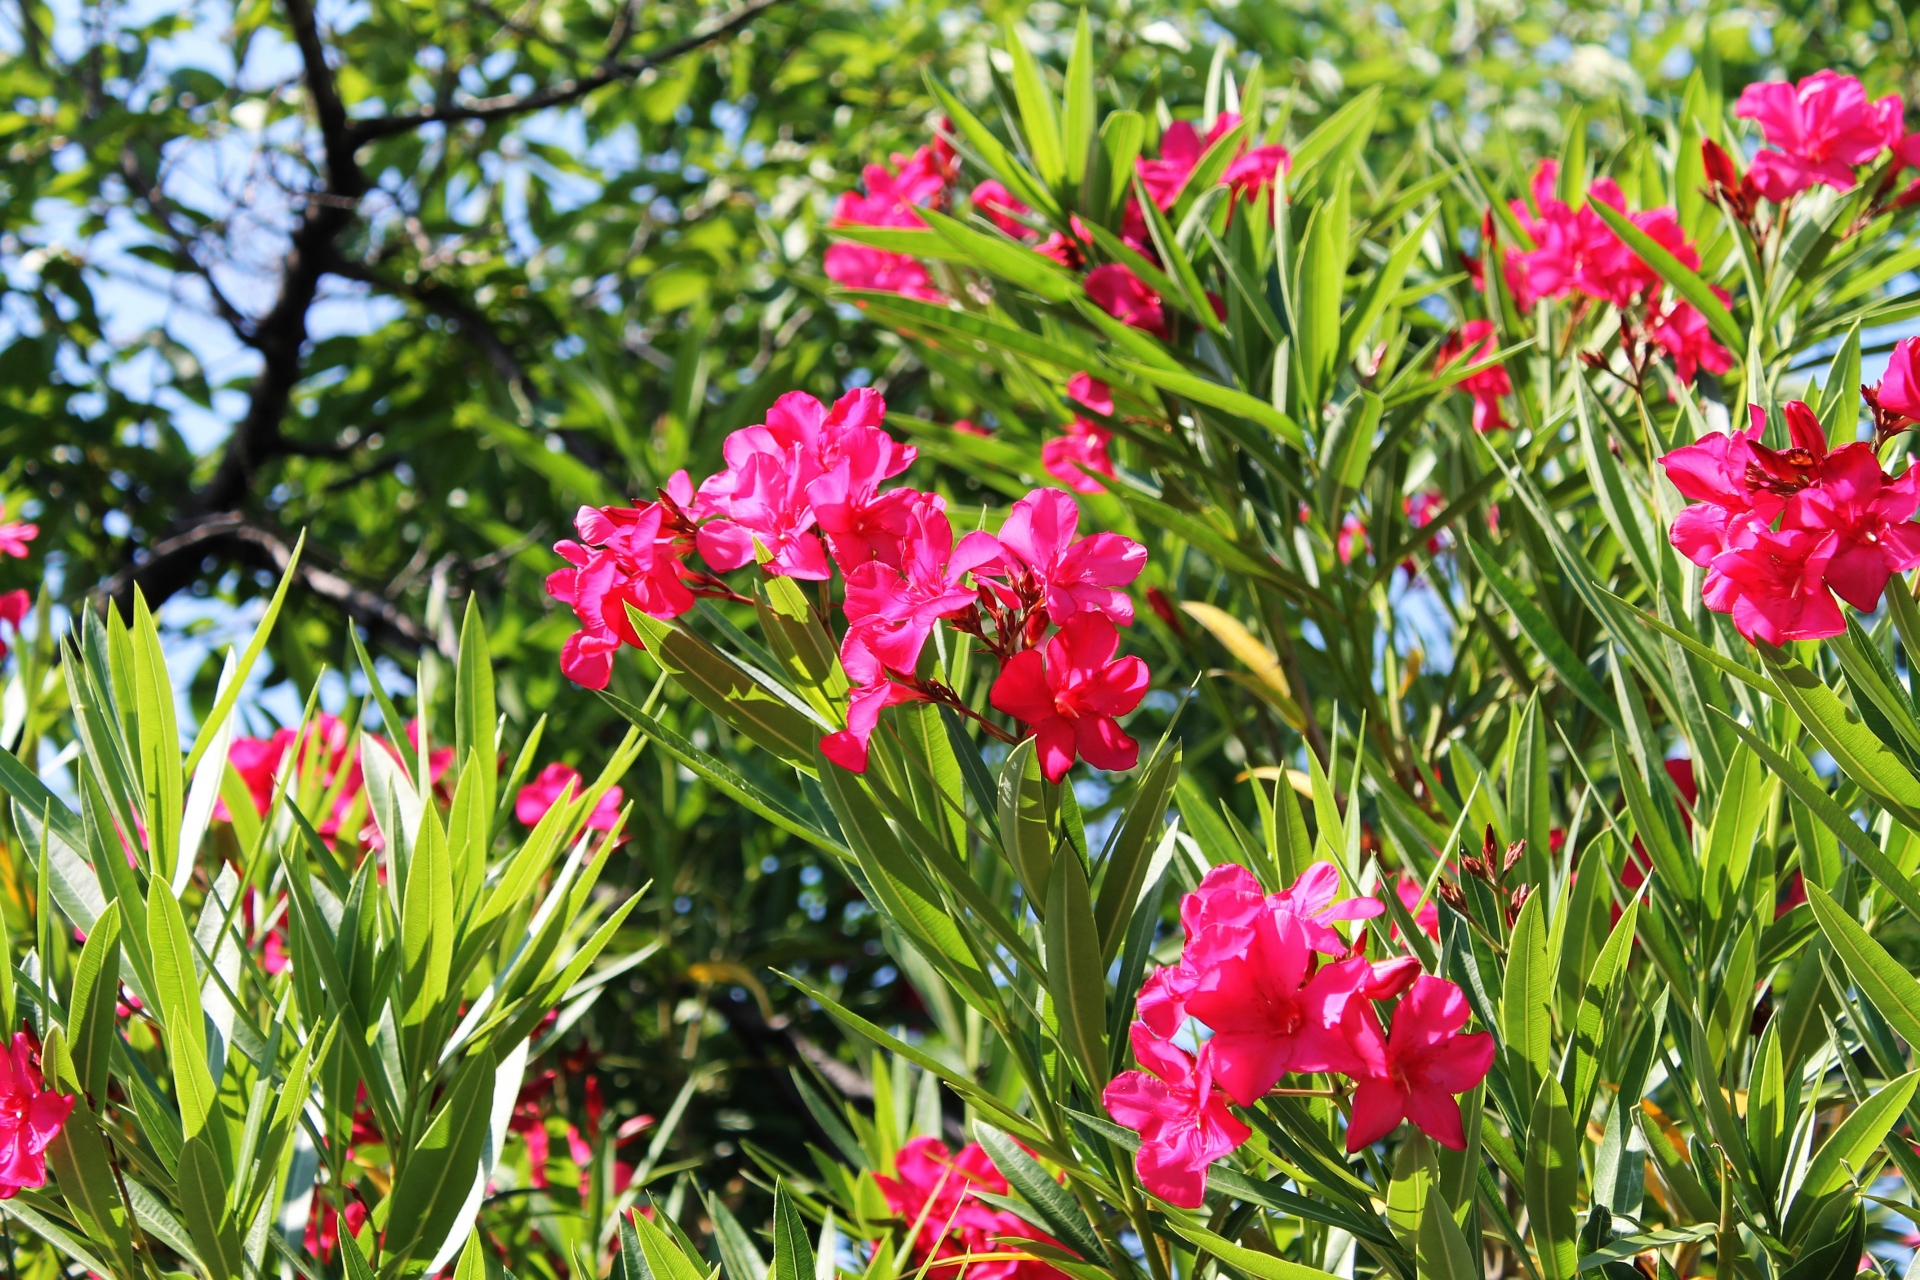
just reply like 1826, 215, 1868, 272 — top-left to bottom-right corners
1393, 874, 1440, 941
1136, 964, 1199, 1039
1505, 163, 1695, 308
840, 494, 1001, 677
1735, 71, 1905, 199
1269, 861, 1387, 955
1137, 115, 1239, 210
824, 243, 945, 302
1436, 320, 1511, 432
696, 453, 830, 581
1102, 1023, 1250, 1207
876, 1137, 1068, 1280
991, 613, 1149, 782
548, 502, 697, 689
0, 506, 35, 561
972, 180, 1034, 239
1705, 526, 1846, 644
1067, 372, 1114, 416
1224, 145, 1291, 199
1336, 514, 1368, 564
818, 656, 925, 774
1342, 975, 1495, 1152
831, 142, 957, 228
1183, 910, 1370, 1104
994, 487, 1146, 627
1087, 264, 1167, 338
1649, 293, 1735, 386
1870, 336, 1920, 427
0, 591, 25, 627
1042, 418, 1117, 494
0, 1034, 71, 1197
517, 762, 624, 831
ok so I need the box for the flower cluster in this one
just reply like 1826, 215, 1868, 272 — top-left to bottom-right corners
1472, 160, 1732, 393
1104, 862, 1494, 1207
222, 714, 453, 845
0, 500, 36, 662
545, 389, 1151, 782
1661, 346, 1920, 644
1733, 71, 1907, 202
876, 1136, 1068, 1280
825, 113, 1287, 342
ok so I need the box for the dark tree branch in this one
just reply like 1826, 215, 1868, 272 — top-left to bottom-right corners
100, 516, 434, 650
328, 258, 533, 394
346, 0, 785, 144
118, 145, 259, 342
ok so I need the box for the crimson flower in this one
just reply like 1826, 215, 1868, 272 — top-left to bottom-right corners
990, 613, 1148, 782
549, 500, 698, 689
1102, 1023, 1250, 1208
993, 487, 1145, 628
517, 762, 624, 832
1703, 526, 1845, 645
1436, 320, 1511, 432
1735, 71, 1904, 199
1066, 371, 1114, 416
696, 451, 832, 581
1502, 162, 1695, 309
824, 243, 945, 303
1086, 264, 1167, 338
1648, 293, 1735, 386
841, 494, 1002, 677
1224, 144, 1291, 199
1268, 861, 1385, 955
1042, 418, 1116, 494
1342, 975, 1495, 1152
0, 1033, 72, 1198
1137, 115, 1238, 210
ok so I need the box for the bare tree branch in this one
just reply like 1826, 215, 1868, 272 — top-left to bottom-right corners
100, 516, 435, 650
346, 0, 785, 144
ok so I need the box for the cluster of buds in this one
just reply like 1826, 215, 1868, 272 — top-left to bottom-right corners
1435, 825, 1532, 926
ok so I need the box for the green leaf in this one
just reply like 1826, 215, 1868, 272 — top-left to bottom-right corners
610, 1212, 649, 1280
998, 739, 1053, 913
914, 207, 1078, 303
178, 1134, 245, 1280
1521, 1078, 1579, 1280
1109, 360, 1306, 451
1588, 197, 1743, 351
1044, 849, 1109, 1088
66, 900, 120, 1103
147, 883, 221, 1141
1758, 643, 1920, 825
1501, 889, 1552, 1108
926, 74, 1059, 221
130, 593, 182, 880
1415, 1183, 1480, 1280
1160, 1217, 1343, 1280
1574, 1226, 1715, 1272
628, 611, 822, 770
454, 595, 498, 827
1060, 12, 1094, 185
41, 1030, 139, 1278
1093, 747, 1179, 963
183, 533, 301, 776
400, 798, 455, 1026
772, 1182, 816, 1280
381, 1049, 495, 1275
972, 1123, 1104, 1263
1562, 900, 1638, 1127
1004, 23, 1062, 185
707, 1193, 768, 1280
1781, 1206, 1865, 1280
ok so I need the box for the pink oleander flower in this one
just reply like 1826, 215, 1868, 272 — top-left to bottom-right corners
1042, 418, 1117, 494
1182, 908, 1370, 1105
832, 142, 957, 228
224, 730, 292, 819
1869, 336, 1920, 427
696, 451, 831, 581
1649, 293, 1735, 386
991, 613, 1149, 783
549, 501, 698, 689
823, 243, 945, 303
1102, 1023, 1250, 1208
1393, 874, 1440, 941
1087, 264, 1167, 339
1136, 964, 1199, 1039
840, 493, 1002, 677
0, 1033, 73, 1198
0, 506, 36, 560
1224, 144, 1291, 199
877, 1137, 1068, 1280
1779, 453, 1920, 615
517, 762, 624, 832
1336, 514, 1368, 565
1138, 115, 1240, 210
1504, 163, 1694, 309
0, 589, 28, 663
972, 180, 1035, 239
1436, 320, 1511, 433
953, 418, 990, 437
1659, 411, 1786, 569
1735, 70, 1905, 199
993, 487, 1146, 627
1341, 975, 1495, 1152
1704, 525, 1846, 645
1269, 861, 1386, 955
818, 648, 926, 774
1066, 371, 1114, 416
1403, 492, 1447, 564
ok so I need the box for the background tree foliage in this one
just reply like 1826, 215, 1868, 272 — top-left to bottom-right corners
0, 0, 1914, 1243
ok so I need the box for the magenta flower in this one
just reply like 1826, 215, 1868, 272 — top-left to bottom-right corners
1086, 264, 1168, 339
1393, 874, 1440, 942
1504, 163, 1696, 309
1269, 860, 1385, 956
819, 646, 926, 774
824, 243, 945, 303
1707, 526, 1847, 645
1102, 1023, 1250, 1208
516, 762, 624, 832
1137, 115, 1238, 210
1435, 320, 1511, 433
1735, 71, 1904, 199
993, 487, 1145, 627
1648, 293, 1735, 386
831, 142, 957, 228
1781, 454, 1920, 613
1182, 910, 1370, 1105
1224, 144, 1291, 199
1869, 336, 1920, 427
990, 613, 1148, 782
1341, 975, 1495, 1152
1135, 964, 1200, 1039
0, 506, 37, 560
1042, 418, 1117, 494
696, 452, 831, 580
1336, 514, 1368, 565
971, 180, 1035, 239
548, 502, 697, 689
0, 1033, 73, 1198
876, 1137, 1069, 1280
1066, 371, 1114, 416
840, 494, 1002, 676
